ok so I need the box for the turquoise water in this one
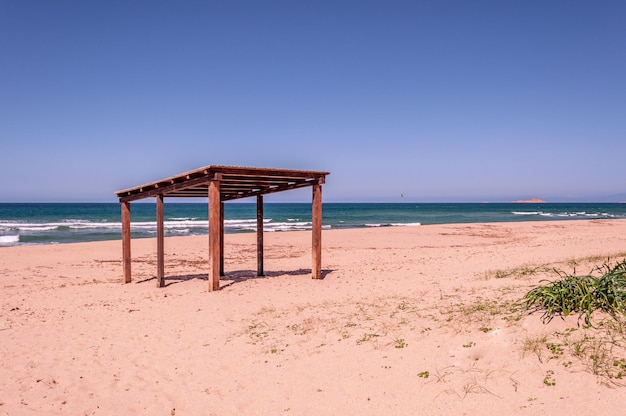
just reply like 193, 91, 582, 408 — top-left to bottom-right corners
1, 202, 625, 247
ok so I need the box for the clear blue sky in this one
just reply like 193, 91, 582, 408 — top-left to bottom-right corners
1, 1, 625, 202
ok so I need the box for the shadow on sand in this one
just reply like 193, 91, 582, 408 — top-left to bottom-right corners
136, 268, 333, 288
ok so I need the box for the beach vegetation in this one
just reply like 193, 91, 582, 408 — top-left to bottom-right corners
564, 329, 626, 380
545, 342, 564, 359
523, 335, 548, 362
523, 258, 626, 324
566, 252, 626, 269
417, 371, 430, 378
523, 322, 626, 383
443, 297, 522, 330
357, 333, 380, 345
521, 260, 626, 383
543, 370, 556, 386
460, 380, 496, 398
492, 265, 546, 279
394, 338, 408, 349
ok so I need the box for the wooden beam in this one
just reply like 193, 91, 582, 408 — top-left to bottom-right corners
118, 176, 211, 202
220, 201, 225, 277
257, 194, 264, 276
209, 166, 329, 179
156, 194, 165, 287
116, 166, 329, 202
312, 182, 322, 279
208, 180, 221, 291
221, 180, 317, 201
121, 201, 131, 283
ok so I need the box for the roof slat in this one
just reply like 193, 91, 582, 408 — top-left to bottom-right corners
116, 165, 329, 202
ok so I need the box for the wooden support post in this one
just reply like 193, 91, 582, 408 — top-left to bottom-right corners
220, 201, 225, 277
121, 201, 132, 283
208, 178, 222, 291
256, 194, 264, 276
156, 194, 165, 287
312, 181, 322, 279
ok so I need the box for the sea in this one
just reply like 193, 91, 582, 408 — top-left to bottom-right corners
0, 202, 625, 247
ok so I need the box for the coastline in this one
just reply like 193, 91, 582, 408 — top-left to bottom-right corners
2, 219, 626, 414
2, 202, 626, 247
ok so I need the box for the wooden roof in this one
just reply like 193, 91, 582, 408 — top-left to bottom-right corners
115, 165, 329, 203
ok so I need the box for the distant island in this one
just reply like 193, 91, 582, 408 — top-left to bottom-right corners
513, 198, 545, 203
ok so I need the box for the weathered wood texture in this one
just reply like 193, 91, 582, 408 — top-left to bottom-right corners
156, 194, 165, 287
121, 202, 131, 283
208, 180, 221, 291
312, 182, 322, 279
257, 194, 264, 277
220, 201, 225, 277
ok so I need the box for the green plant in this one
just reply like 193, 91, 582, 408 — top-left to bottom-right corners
546, 342, 564, 359
523, 259, 626, 324
549, 320, 626, 382
613, 358, 626, 379
417, 371, 430, 378
394, 338, 408, 349
543, 370, 556, 386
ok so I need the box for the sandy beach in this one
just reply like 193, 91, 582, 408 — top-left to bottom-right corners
2, 219, 626, 415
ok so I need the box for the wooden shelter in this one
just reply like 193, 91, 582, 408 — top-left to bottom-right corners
115, 165, 329, 291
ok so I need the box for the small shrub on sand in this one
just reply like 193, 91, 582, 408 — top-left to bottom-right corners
523, 259, 626, 324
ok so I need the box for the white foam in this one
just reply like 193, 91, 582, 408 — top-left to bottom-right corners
164, 220, 208, 229
0, 220, 121, 231
264, 221, 312, 231
268, 223, 312, 231
0, 235, 19, 244
365, 222, 421, 227
224, 219, 271, 226
168, 228, 191, 234
18, 225, 60, 231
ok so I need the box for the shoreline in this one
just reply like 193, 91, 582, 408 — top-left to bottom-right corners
2, 202, 626, 248
2, 216, 626, 249
2, 219, 626, 414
